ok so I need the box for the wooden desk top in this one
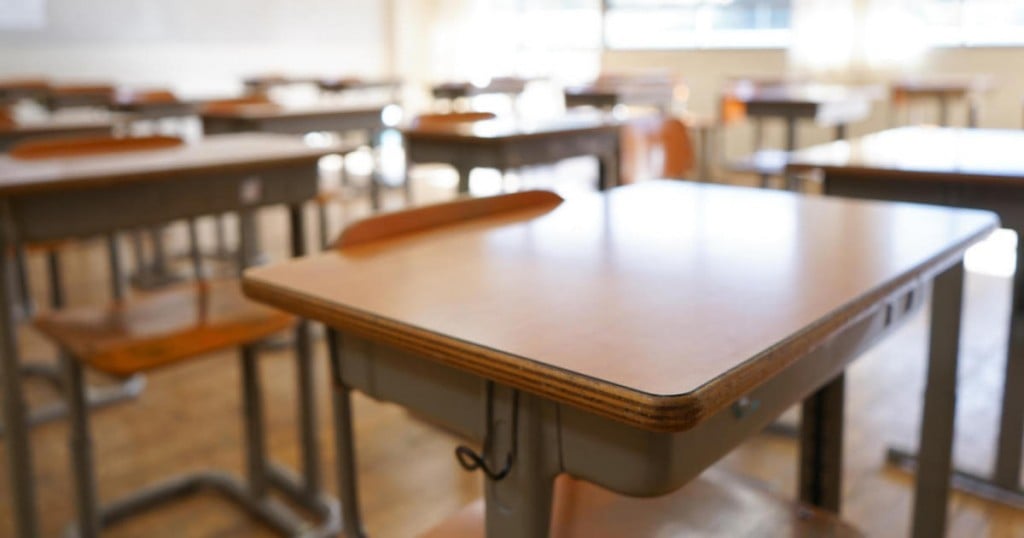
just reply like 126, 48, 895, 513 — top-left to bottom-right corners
432, 77, 531, 99
0, 132, 339, 196
317, 77, 401, 92
0, 78, 48, 92
786, 127, 1024, 184
891, 76, 992, 97
0, 116, 112, 136
401, 113, 621, 143
200, 103, 385, 121
243, 181, 996, 431
242, 74, 319, 88
729, 83, 879, 106
729, 83, 878, 124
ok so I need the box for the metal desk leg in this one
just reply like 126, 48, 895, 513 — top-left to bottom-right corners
456, 163, 473, 196
784, 117, 798, 153
482, 387, 561, 538
287, 203, 321, 497
697, 123, 713, 182
799, 373, 845, 512
994, 234, 1024, 493
938, 95, 950, 127
327, 329, 367, 538
834, 123, 848, 142
107, 233, 126, 301
0, 202, 40, 538
12, 244, 34, 319
886, 237, 1024, 508
783, 117, 800, 191
911, 261, 964, 538
234, 203, 340, 535
597, 149, 620, 191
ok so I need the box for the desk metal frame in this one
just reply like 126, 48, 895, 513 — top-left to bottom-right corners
319, 260, 962, 537
821, 170, 1024, 510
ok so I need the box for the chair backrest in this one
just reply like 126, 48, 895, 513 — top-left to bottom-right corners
718, 93, 747, 125
9, 135, 184, 160
200, 95, 274, 114
621, 116, 695, 183
411, 112, 497, 129
49, 84, 115, 97
333, 190, 564, 250
115, 89, 178, 105
661, 117, 695, 178
0, 106, 13, 127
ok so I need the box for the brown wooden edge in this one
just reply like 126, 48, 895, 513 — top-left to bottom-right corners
332, 190, 564, 249
9, 135, 184, 160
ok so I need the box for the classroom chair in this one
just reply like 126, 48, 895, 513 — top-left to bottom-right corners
620, 115, 696, 184
26, 136, 337, 537
2, 136, 180, 433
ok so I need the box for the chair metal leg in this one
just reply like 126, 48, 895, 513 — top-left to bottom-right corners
130, 226, 187, 290
13, 243, 35, 319
106, 233, 126, 302
0, 245, 146, 439
62, 354, 101, 538
240, 345, 269, 498
47, 249, 65, 309
317, 202, 332, 250
60, 343, 341, 537
215, 214, 231, 259
186, 218, 204, 280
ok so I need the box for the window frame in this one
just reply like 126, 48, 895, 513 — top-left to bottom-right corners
599, 0, 795, 51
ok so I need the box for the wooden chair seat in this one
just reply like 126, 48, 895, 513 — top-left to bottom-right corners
33, 279, 293, 377
411, 111, 497, 129
421, 468, 862, 538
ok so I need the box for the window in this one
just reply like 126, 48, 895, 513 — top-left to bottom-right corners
921, 0, 1024, 46
605, 0, 793, 50
475, 0, 602, 81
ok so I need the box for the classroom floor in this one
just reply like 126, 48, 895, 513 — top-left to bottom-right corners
1, 162, 1023, 537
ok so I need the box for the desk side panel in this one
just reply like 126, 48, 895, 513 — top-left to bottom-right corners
9, 161, 318, 242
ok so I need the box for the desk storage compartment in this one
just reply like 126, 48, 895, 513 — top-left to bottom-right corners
340, 335, 487, 440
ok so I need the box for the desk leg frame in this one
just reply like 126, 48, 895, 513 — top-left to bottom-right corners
800, 373, 845, 512
0, 201, 39, 536
885, 240, 1024, 509
994, 237, 1024, 491
911, 262, 964, 538
327, 329, 368, 538
484, 388, 561, 538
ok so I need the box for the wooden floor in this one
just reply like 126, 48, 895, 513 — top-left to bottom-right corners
1, 168, 1023, 537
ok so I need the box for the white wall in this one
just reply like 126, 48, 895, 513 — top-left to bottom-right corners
0, 0, 389, 97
